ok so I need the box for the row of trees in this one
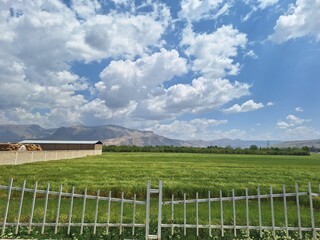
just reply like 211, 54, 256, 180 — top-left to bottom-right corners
103, 145, 310, 156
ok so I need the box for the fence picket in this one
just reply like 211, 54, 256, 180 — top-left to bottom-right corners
41, 183, 50, 234
80, 188, 87, 235
120, 192, 124, 235
196, 192, 199, 237
15, 180, 26, 235
220, 190, 224, 237
132, 194, 136, 235
93, 190, 100, 235
283, 185, 289, 238
2, 178, 13, 235
208, 191, 212, 237
106, 191, 112, 234
171, 194, 174, 236
28, 181, 38, 234
245, 188, 249, 238
295, 183, 302, 239
55, 185, 63, 234
67, 186, 75, 235
184, 193, 186, 236
258, 186, 262, 238
158, 180, 163, 239
270, 186, 275, 238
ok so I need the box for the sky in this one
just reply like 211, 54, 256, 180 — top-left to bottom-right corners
0, 0, 320, 141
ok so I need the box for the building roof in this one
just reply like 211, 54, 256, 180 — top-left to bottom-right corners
19, 140, 103, 145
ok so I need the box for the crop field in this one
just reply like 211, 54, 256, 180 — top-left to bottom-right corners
1, 153, 320, 239
1, 152, 320, 196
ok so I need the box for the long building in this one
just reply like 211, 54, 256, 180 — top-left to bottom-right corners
18, 140, 103, 151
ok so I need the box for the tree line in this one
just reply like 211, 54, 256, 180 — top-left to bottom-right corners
103, 145, 311, 155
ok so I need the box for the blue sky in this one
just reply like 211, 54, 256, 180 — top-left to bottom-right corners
0, 0, 320, 141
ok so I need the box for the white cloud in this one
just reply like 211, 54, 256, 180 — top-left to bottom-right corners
295, 106, 304, 112
0, 0, 172, 127
223, 100, 264, 113
97, 49, 188, 110
146, 78, 251, 117
258, 0, 279, 9
266, 102, 274, 106
181, 25, 247, 78
271, 0, 320, 43
179, 0, 232, 22
276, 114, 310, 129
146, 118, 228, 140
280, 126, 320, 140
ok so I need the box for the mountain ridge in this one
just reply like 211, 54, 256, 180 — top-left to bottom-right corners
1, 124, 318, 148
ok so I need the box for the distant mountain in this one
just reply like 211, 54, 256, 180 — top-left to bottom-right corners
273, 139, 320, 148
0, 124, 283, 148
0, 124, 56, 143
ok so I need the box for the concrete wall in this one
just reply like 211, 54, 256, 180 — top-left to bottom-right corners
0, 149, 102, 165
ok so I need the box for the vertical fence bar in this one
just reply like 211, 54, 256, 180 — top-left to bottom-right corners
2, 178, 13, 235
220, 190, 224, 237
80, 188, 87, 235
295, 183, 302, 239
158, 180, 163, 240
106, 191, 112, 234
120, 192, 124, 235
184, 193, 186, 236
258, 186, 262, 238
41, 183, 50, 234
196, 192, 199, 237
171, 194, 174, 236
28, 181, 38, 234
93, 190, 100, 235
208, 191, 212, 237
270, 186, 275, 239
67, 186, 75, 235
232, 189, 236, 237
308, 182, 316, 239
283, 185, 289, 238
145, 180, 151, 240
245, 188, 249, 238
55, 185, 63, 234
132, 194, 136, 235
15, 180, 26, 235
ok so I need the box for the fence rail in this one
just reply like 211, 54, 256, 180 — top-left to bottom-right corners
0, 150, 102, 165
0, 179, 320, 239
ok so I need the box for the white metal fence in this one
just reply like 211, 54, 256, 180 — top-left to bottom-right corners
0, 179, 320, 239
0, 150, 102, 165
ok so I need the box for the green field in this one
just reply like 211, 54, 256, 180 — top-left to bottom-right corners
1, 152, 320, 197
1, 153, 320, 239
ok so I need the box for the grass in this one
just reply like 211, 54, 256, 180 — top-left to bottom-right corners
1, 152, 320, 197
1, 152, 320, 239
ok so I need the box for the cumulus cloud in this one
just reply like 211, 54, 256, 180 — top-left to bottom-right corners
97, 49, 188, 110
276, 114, 310, 129
146, 118, 228, 140
181, 25, 247, 78
295, 106, 304, 112
223, 100, 264, 113
258, 0, 279, 9
271, 0, 320, 43
0, 0, 171, 127
146, 78, 251, 117
179, 0, 232, 22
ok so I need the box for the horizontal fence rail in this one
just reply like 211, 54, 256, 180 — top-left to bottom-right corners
0, 150, 102, 165
0, 179, 320, 239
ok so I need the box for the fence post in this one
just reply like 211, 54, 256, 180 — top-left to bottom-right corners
145, 180, 151, 240
158, 180, 163, 239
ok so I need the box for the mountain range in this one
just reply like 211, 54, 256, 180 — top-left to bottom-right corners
0, 124, 318, 148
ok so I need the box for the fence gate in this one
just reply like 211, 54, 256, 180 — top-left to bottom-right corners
145, 180, 162, 240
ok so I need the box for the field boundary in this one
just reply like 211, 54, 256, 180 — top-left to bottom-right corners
0, 150, 102, 165
1, 179, 320, 239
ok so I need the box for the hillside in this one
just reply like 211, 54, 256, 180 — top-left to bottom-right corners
273, 139, 320, 148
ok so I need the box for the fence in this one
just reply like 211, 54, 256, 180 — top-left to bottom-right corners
0, 150, 102, 165
0, 179, 320, 239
